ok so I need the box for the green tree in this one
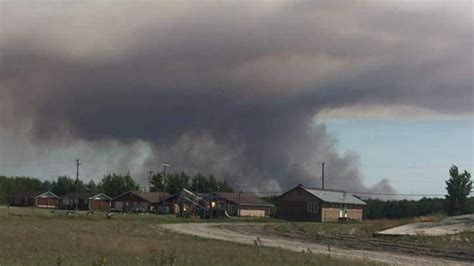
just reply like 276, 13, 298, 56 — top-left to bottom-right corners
166, 172, 190, 194
217, 180, 233, 192
191, 173, 207, 193
98, 173, 139, 197
445, 165, 472, 215
151, 173, 164, 192
86, 180, 98, 194
42, 180, 53, 191
51, 176, 84, 197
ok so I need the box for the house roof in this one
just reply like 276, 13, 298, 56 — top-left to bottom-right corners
217, 192, 273, 207
12, 191, 42, 198
63, 193, 112, 200
12, 191, 59, 199
114, 191, 169, 203
90, 193, 112, 201
297, 186, 367, 205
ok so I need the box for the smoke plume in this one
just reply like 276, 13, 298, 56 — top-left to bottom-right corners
0, 1, 471, 192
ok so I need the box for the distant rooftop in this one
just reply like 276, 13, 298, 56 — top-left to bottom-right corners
299, 185, 367, 205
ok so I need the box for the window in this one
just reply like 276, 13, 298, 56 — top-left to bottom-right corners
307, 202, 318, 213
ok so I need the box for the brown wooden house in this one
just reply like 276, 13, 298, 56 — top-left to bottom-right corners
277, 185, 366, 222
112, 191, 169, 213
217, 192, 273, 217
61, 193, 112, 212
9, 191, 59, 208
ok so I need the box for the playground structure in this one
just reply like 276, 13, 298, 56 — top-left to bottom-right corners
177, 188, 219, 218
166, 189, 273, 219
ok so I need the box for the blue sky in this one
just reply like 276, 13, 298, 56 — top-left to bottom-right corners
323, 118, 474, 196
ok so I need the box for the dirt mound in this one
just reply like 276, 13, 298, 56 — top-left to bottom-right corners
376, 214, 474, 236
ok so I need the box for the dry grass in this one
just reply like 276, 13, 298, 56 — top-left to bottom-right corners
271, 214, 448, 238
0, 207, 380, 266
267, 214, 474, 254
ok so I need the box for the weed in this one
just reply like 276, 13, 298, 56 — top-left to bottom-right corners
56, 254, 65, 266
150, 249, 177, 266
92, 256, 107, 266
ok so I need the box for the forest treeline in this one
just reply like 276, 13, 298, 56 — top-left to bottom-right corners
364, 197, 473, 219
0, 172, 233, 203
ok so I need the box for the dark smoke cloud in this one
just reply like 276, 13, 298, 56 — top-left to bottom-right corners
0, 1, 471, 192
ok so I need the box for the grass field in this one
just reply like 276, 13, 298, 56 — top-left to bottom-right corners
0, 207, 380, 266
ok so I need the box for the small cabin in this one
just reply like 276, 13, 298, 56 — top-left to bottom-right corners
217, 192, 273, 217
9, 191, 60, 208
112, 191, 169, 213
277, 184, 366, 222
61, 193, 112, 211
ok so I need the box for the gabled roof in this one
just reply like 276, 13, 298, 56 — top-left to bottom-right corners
113, 191, 169, 203
281, 185, 367, 206
12, 191, 42, 198
63, 192, 112, 200
12, 191, 59, 199
217, 192, 273, 207
89, 193, 112, 201
303, 188, 366, 205
36, 191, 60, 199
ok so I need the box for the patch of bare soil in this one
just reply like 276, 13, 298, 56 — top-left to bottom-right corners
162, 223, 472, 266
376, 214, 474, 236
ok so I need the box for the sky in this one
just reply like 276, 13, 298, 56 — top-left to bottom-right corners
0, 0, 472, 196
322, 118, 473, 196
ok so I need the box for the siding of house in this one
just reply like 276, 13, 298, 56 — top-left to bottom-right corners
36, 197, 58, 208
113, 193, 150, 212
277, 186, 365, 222
239, 209, 265, 217
11, 197, 34, 206
347, 209, 363, 220
277, 188, 323, 221
90, 199, 111, 212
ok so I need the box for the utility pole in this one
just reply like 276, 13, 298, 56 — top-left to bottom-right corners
162, 163, 170, 214
321, 162, 325, 190
238, 191, 242, 219
75, 159, 81, 211
148, 170, 154, 192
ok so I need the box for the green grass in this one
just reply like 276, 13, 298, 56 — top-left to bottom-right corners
271, 218, 416, 238
0, 207, 380, 266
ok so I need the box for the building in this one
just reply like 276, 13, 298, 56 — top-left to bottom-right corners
217, 192, 273, 217
112, 191, 169, 213
61, 193, 112, 212
9, 191, 59, 208
277, 184, 366, 222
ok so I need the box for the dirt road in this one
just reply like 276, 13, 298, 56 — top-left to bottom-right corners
162, 223, 472, 266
